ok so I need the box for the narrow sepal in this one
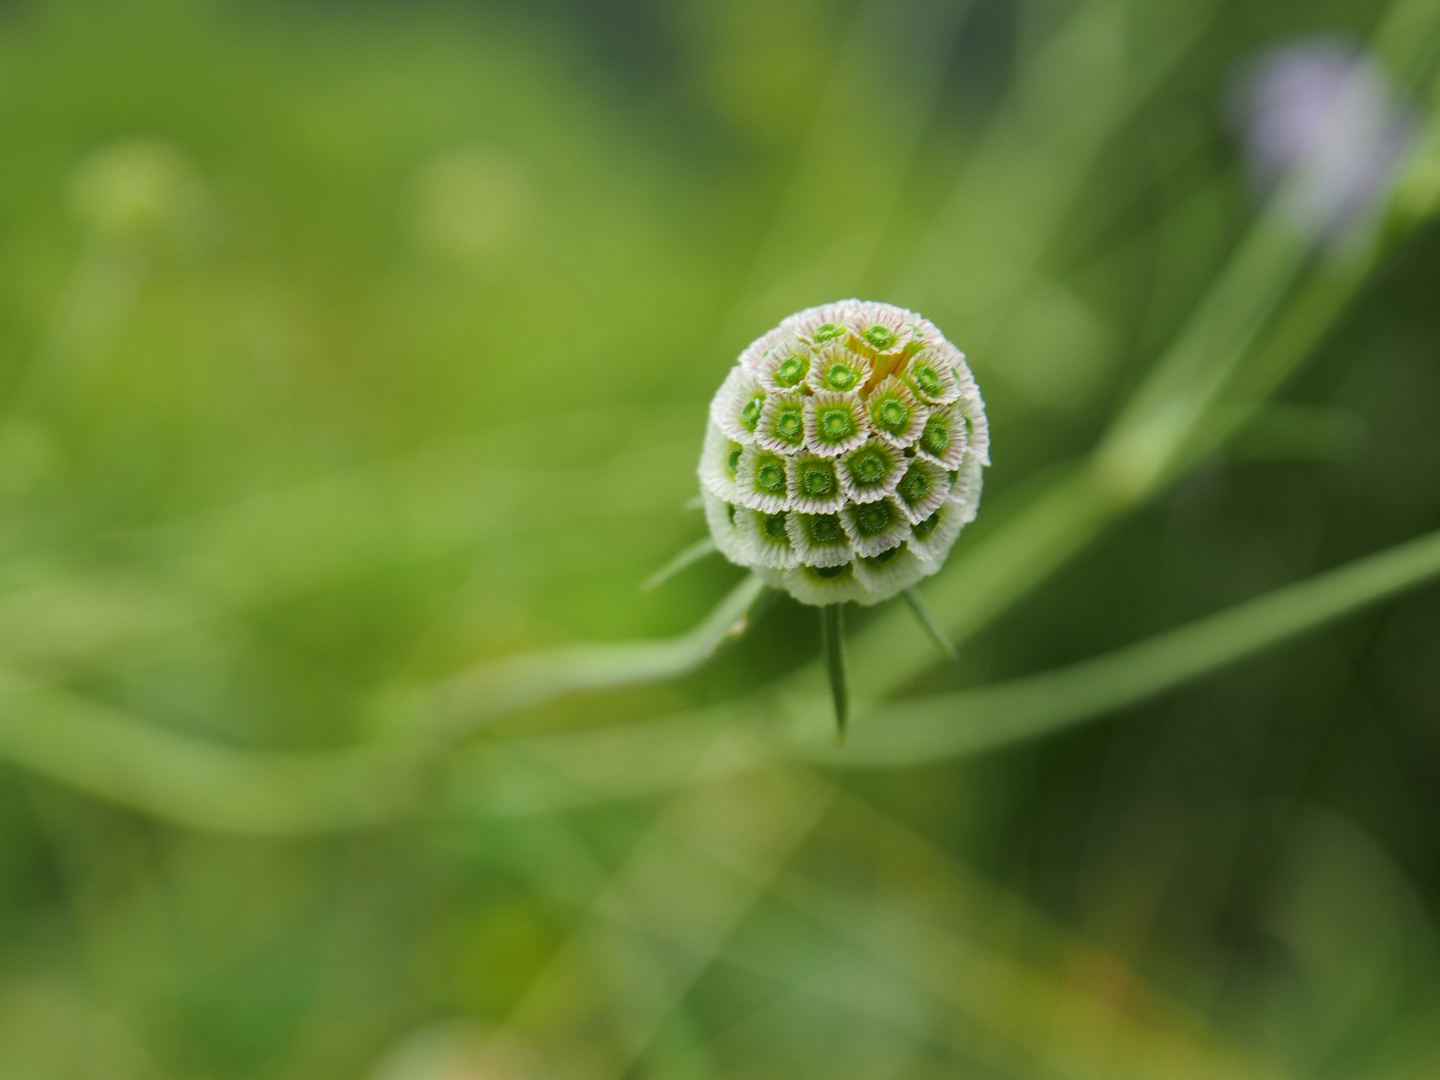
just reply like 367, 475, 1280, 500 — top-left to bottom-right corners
821, 603, 850, 742
903, 586, 959, 660
840, 496, 911, 558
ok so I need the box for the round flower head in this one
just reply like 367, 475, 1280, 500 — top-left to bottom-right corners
698, 301, 987, 606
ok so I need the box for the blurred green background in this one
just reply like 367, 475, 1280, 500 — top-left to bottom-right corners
2, 0, 1440, 1077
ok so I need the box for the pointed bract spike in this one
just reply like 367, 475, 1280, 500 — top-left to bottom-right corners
903, 586, 959, 661
821, 604, 850, 743
642, 536, 720, 592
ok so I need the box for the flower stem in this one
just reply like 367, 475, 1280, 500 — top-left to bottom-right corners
820, 604, 850, 744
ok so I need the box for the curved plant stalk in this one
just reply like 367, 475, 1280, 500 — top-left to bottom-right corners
0, 574, 763, 834
835, 0, 1440, 704
3, 519, 1440, 834
820, 605, 849, 742
424, 573, 766, 741
450, 523, 1440, 814
0, 668, 412, 833
831, 525, 1440, 765
0, 0, 1436, 840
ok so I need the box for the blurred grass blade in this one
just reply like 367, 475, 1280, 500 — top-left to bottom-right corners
12, 441, 1438, 829
835, 527, 1440, 765
0, 669, 410, 833
429, 573, 765, 739
843, 0, 1440, 705
767, 793, 1291, 1080
469, 524, 1440, 813
482, 749, 831, 1080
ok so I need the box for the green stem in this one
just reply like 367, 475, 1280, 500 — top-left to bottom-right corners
821, 605, 850, 744
430, 573, 766, 740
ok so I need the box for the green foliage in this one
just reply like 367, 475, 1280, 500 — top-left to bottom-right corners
2, 0, 1440, 1078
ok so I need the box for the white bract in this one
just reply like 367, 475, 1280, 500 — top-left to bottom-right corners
699, 300, 988, 606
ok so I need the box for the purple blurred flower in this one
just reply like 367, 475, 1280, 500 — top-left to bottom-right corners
1231, 37, 1414, 237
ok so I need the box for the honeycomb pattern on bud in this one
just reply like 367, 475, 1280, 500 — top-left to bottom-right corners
699, 300, 988, 606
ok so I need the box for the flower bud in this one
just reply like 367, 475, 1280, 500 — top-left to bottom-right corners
699, 301, 987, 606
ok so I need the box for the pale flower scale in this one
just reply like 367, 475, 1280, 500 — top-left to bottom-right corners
698, 301, 987, 605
